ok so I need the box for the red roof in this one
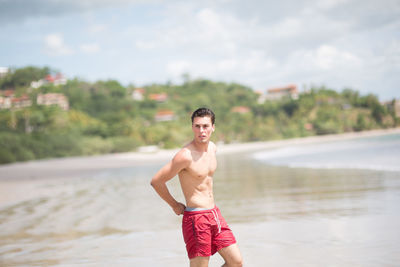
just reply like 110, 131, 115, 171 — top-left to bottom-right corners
134, 88, 145, 94
149, 93, 168, 102
2, 90, 15, 97
155, 110, 174, 116
11, 95, 30, 103
45, 74, 55, 82
232, 106, 250, 114
268, 84, 297, 94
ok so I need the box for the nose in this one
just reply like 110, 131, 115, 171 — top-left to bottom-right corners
200, 126, 209, 133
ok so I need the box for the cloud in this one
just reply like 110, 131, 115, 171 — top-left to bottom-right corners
134, 7, 249, 55
1, 0, 399, 100
87, 24, 108, 34
135, 40, 157, 50
130, 1, 397, 95
316, 0, 349, 10
166, 60, 191, 77
0, 0, 155, 24
315, 45, 362, 70
43, 33, 74, 56
80, 43, 101, 53
289, 45, 362, 71
166, 49, 277, 85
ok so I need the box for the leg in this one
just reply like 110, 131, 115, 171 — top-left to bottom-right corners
190, 256, 210, 267
218, 244, 243, 267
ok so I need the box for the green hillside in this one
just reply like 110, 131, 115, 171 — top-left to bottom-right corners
0, 66, 398, 164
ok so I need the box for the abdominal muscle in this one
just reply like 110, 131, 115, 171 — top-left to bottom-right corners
179, 174, 215, 209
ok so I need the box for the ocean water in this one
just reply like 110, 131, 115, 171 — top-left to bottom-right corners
0, 133, 400, 266
252, 134, 400, 172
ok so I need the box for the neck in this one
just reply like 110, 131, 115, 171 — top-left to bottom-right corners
192, 140, 209, 152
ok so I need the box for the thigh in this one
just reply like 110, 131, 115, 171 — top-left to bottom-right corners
190, 256, 210, 267
218, 243, 242, 264
183, 215, 213, 259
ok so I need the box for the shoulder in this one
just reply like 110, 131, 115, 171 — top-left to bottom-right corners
209, 141, 217, 153
172, 147, 192, 166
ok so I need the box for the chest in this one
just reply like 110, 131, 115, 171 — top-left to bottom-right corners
187, 153, 217, 178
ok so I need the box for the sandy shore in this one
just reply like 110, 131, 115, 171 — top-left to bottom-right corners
1, 127, 400, 181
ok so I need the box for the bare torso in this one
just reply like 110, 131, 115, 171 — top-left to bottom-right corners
178, 141, 217, 209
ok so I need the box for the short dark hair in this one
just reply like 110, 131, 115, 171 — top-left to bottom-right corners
191, 107, 215, 125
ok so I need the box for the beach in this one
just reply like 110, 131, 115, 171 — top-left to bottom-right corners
1, 128, 400, 266
2, 127, 400, 180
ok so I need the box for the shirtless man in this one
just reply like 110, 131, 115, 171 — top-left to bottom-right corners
151, 107, 243, 267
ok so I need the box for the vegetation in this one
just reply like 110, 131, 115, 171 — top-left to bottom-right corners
0, 66, 399, 164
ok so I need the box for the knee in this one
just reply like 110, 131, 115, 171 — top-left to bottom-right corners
225, 258, 243, 267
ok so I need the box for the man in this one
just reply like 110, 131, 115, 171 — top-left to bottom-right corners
151, 107, 243, 267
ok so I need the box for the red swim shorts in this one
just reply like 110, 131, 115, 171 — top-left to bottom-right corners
182, 206, 236, 259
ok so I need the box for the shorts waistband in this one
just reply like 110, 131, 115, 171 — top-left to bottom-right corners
184, 206, 218, 215
185, 207, 210, 212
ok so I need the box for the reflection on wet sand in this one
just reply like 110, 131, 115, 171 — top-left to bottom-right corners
215, 152, 391, 221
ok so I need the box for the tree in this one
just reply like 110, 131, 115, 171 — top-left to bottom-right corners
0, 66, 50, 89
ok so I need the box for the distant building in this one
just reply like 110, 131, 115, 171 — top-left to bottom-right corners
154, 110, 175, 122
1, 90, 15, 98
266, 84, 299, 100
0, 90, 14, 109
45, 73, 67, 86
0, 90, 32, 109
0, 96, 11, 109
132, 88, 145, 101
149, 93, 168, 102
232, 106, 251, 114
31, 73, 67, 88
11, 95, 32, 109
30, 80, 45, 89
37, 93, 69, 110
0, 67, 9, 78
304, 123, 313, 131
255, 90, 267, 104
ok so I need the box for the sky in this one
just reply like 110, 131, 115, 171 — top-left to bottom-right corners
1, 0, 399, 101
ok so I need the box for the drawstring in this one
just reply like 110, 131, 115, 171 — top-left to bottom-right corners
211, 209, 221, 234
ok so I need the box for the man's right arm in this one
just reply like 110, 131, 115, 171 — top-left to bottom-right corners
150, 149, 191, 215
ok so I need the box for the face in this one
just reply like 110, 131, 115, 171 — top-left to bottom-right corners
192, 116, 215, 143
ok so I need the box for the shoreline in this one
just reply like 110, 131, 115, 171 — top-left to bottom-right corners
1, 127, 400, 181
217, 127, 400, 154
